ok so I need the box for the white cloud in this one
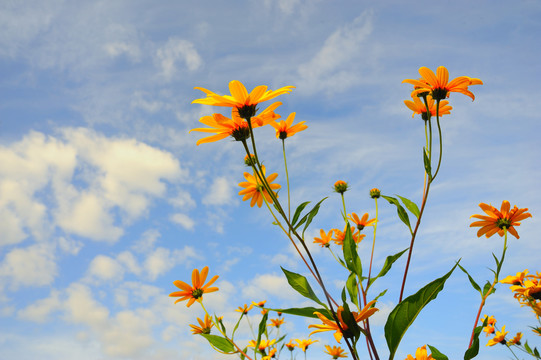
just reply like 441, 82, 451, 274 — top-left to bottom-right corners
0, 244, 57, 289
144, 246, 197, 280
169, 213, 196, 231
87, 255, 125, 283
132, 229, 161, 254
17, 289, 62, 323
202, 176, 233, 206
155, 37, 202, 81
241, 273, 299, 301
297, 10, 374, 94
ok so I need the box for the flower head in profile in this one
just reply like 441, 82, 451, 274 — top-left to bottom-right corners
193, 80, 294, 119
236, 303, 254, 314
262, 348, 277, 360
314, 229, 334, 248
169, 266, 219, 307
238, 166, 281, 208
269, 318, 285, 328
324, 345, 348, 359
348, 212, 376, 231
470, 200, 532, 239
403, 66, 482, 101
309, 300, 378, 343
189, 314, 214, 335
285, 340, 297, 351
510, 275, 541, 300
190, 103, 281, 145
252, 300, 267, 307
333, 180, 349, 194
405, 345, 434, 360
404, 95, 452, 120
507, 332, 522, 346
500, 270, 529, 286
270, 112, 307, 140
487, 325, 509, 346
295, 339, 318, 352
248, 339, 276, 351
369, 188, 381, 199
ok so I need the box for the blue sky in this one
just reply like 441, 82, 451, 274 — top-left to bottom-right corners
1, 1, 540, 359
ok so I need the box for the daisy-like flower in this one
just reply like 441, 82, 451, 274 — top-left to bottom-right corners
470, 200, 532, 239
295, 339, 318, 352
483, 325, 495, 337
169, 266, 219, 307
269, 318, 285, 328
347, 212, 376, 231
238, 166, 281, 208
236, 303, 254, 314
314, 229, 334, 248
404, 95, 452, 120
510, 276, 541, 300
333, 226, 365, 247
252, 300, 267, 307
190, 103, 281, 145
507, 332, 522, 346
369, 188, 381, 199
481, 315, 496, 327
189, 314, 214, 335
403, 66, 482, 101
324, 345, 348, 359
248, 339, 276, 351
404, 345, 434, 360
193, 80, 294, 119
285, 340, 297, 351
334, 180, 349, 194
262, 348, 277, 360
500, 270, 529, 286
309, 300, 379, 343
533, 327, 541, 336
270, 112, 307, 140
487, 326, 509, 346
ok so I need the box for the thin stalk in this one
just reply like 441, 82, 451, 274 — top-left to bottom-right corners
366, 198, 379, 286
431, 100, 443, 181
282, 139, 291, 228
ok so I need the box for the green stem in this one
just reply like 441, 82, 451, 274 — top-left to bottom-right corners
431, 100, 443, 181
282, 139, 292, 230
366, 198, 379, 287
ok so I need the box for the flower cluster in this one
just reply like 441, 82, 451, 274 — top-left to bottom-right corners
502, 270, 541, 318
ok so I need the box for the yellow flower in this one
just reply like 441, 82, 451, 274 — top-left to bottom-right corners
236, 303, 254, 314
404, 95, 452, 119
238, 166, 281, 208
252, 300, 267, 307
404, 345, 434, 360
511, 277, 541, 300
169, 266, 219, 307
470, 200, 532, 239
313, 229, 334, 248
248, 339, 276, 351
481, 314, 496, 326
308, 300, 378, 343
193, 80, 294, 119
500, 270, 529, 286
285, 340, 297, 351
189, 314, 214, 335
324, 345, 348, 359
269, 318, 285, 328
507, 332, 522, 346
487, 326, 509, 346
295, 338, 318, 352
190, 103, 281, 145
333, 180, 349, 194
262, 347, 277, 360
402, 66, 482, 101
347, 212, 376, 231
270, 112, 307, 139
333, 226, 365, 247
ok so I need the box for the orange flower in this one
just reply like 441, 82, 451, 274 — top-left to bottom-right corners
262, 348, 277, 360
481, 315, 496, 326
270, 112, 307, 139
169, 266, 219, 307
487, 326, 508, 346
333, 180, 349, 194
189, 314, 214, 334
248, 339, 276, 351
285, 340, 297, 351
295, 339, 318, 352
193, 80, 294, 119
252, 300, 267, 307
404, 95, 452, 119
507, 332, 522, 346
236, 303, 254, 314
313, 229, 334, 248
470, 200, 532, 239
269, 318, 285, 328
238, 166, 281, 208
333, 226, 365, 247
403, 66, 482, 101
500, 270, 529, 286
405, 345, 434, 360
324, 345, 348, 359
347, 212, 376, 231
308, 300, 378, 343
190, 103, 281, 145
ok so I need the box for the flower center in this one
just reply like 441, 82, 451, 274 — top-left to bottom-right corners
237, 104, 257, 119
496, 218, 512, 230
231, 125, 251, 141
192, 288, 204, 299
278, 131, 288, 140
431, 88, 448, 101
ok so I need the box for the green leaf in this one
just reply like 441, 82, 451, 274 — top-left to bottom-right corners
482, 281, 495, 297
346, 272, 359, 308
291, 201, 311, 228
464, 324, 483, 360
201, 334, 235, 353
343, 226, 362, 276
428, 345, 449, 360
368, 248, 409, 288
384, 262, 459, 360
301, 197, 327, 235
397, 195, 420, 218
281, 267, 327, 308
256, 311, 268, 347
340, 302, 361, 343
270, 306, 332, 319
457, 264, 482, 295
524, 341, 533, 354
423, 147, 432, 178
382, 195, 412, 232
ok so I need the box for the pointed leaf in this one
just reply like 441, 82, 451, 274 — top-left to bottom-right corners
464, 324, 483, 360
397, 195, 420, 218
270, 306, 332, 319
385, 262, 458, 360
291, 201, 310, 228
343, 226, 362, 276
301, 197, 327, 235
457, 264, 482, 294
346, 272, 359, 308
428, 345, 449, 360
368, 248, 409, 288
201, 334, 235, 353
281, 267, 327, 308
423, 147, 432, 178
382, 195, 412, 232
